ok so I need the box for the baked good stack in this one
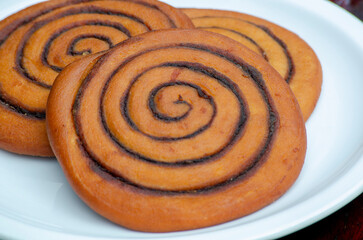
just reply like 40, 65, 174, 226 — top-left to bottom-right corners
0, 0, 322, 233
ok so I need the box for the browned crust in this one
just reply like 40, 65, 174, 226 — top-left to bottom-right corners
47, 29, 306, 232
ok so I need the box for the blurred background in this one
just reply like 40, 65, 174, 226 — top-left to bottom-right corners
330, 0, 363, 20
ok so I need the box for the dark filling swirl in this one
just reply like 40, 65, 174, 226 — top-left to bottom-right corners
148, 82, 196, 122
98, 59, 247, 166
132, 80, 217, 141
72, 43, 279, 195
67, 34, 114, 56
0, 0, 178, 119
17, 6, 149, 89
193, 16, 295, 83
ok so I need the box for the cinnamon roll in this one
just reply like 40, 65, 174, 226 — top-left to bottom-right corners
0, 0, 193, 156
47, 29, 306, 232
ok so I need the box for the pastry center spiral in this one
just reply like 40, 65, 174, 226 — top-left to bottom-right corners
71, 41, 277, 191
144, 81, 216, 139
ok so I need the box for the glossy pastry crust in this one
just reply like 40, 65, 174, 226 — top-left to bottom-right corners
0, 0, 193, 156
47, 29, 306, 232
182, 8, 322, 121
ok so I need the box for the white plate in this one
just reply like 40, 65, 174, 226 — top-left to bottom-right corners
0, 0, 362, 239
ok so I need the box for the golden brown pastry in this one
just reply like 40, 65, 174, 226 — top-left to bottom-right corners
47, 29, 306, 232
0, 0, 193, 156
182, 8, 322, 121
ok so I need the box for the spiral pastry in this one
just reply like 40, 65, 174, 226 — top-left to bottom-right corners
47, 29, 306, 232
182, 9, 322, 121
0, 0, 193, 156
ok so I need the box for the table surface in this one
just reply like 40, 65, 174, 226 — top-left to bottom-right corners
279, 194, 362, 240
279, 2, 363, 239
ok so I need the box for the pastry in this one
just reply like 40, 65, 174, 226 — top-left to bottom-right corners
47, 29, 306, 232
182, 8, 322, 121
0, 0, 193, 156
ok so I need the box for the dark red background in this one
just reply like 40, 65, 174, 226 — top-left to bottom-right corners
279, 194, 362, 240
279, 1, 362, 239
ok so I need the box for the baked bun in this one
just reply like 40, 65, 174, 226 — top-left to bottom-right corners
47, 29, 306, 232
0, 0, 193, 156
